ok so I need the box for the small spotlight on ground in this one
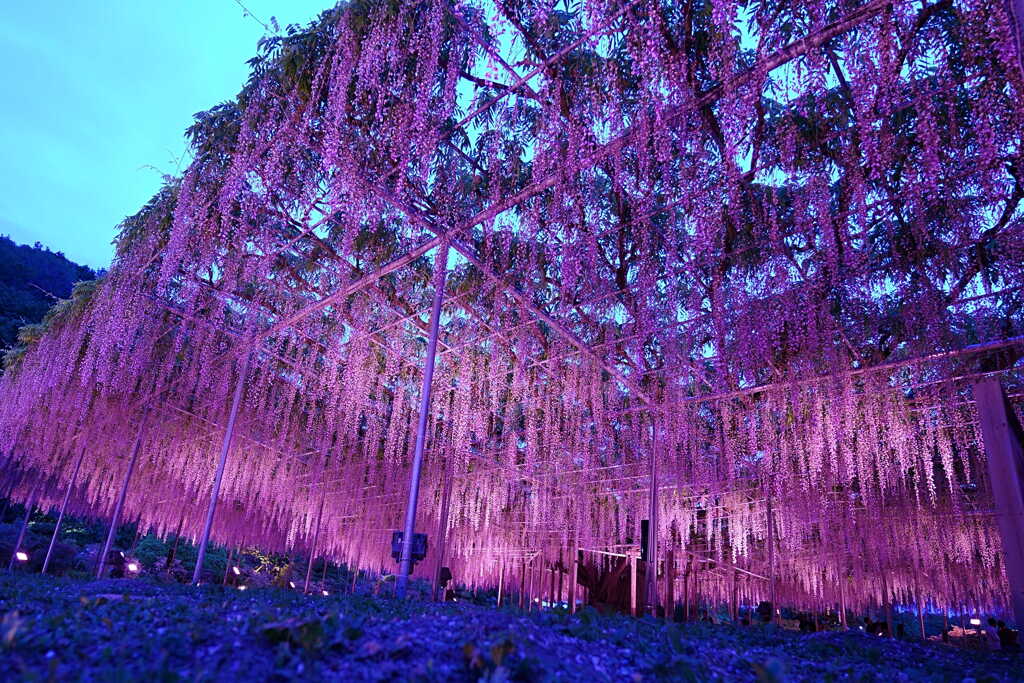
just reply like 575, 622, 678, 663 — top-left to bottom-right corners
15, 551, 28, 562
232, 566, 240, 575
127, 562, 139, 572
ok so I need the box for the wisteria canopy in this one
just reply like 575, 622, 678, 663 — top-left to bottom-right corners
2, 0, 1023, 618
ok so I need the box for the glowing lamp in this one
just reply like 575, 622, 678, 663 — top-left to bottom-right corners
322, 590, 329, 596
238, 585, 247, 591
14, 551, 28, 562
289, 581, 296, 589
232, 566, 241, 575
127, 562, 139, 572
969, 618, 982, 626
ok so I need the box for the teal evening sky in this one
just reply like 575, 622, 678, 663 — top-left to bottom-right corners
0, 1, 331, 269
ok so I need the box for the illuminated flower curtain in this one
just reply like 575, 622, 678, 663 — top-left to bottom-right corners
1, 0, 1022, 615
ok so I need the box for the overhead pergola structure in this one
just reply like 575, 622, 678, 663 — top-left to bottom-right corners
2, 0, 1024, 621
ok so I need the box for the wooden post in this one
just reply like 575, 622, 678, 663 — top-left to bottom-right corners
630, 552, 638, 617
569, 545, 579, 614
973, 378, 1024, 623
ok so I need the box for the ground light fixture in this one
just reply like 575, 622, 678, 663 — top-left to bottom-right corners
127, 562, 139, 572
238, 585, 247, 591
322, 590, 329, 596
969, 618, 982, 626
15, 551, 28, 562
232, 566, 240, 575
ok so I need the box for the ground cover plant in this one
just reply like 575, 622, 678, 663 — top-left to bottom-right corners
1, 573, 1020, 682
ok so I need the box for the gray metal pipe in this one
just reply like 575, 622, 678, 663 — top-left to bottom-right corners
192, 351, 251, 585
42, 450, 85, 574
97, 410, 149, 579
395, 242, 449, 599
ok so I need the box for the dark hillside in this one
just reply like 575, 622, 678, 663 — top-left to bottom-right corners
0, 235, 96, 351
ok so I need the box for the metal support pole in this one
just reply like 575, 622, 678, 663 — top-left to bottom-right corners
665, 549, 676, 620
497, 561, 505, 607
569, 544, 579, 614
767, 497, 778, 625
166, 510, 185, 569
223, 547, 234, 585
519, 560, 526, 608
557, 549, 564, 606
8, 487, 37, 571
43, 450, 85, 574
882, 571, 894, 638
528, 560, 536, 611
731, 570, 739, 622
548, 561, 557, 610
432, 461, 454, 601
974, 378, 1024, 623
304, 478, 328, 594
192, 352, 251, 585
630, 552, 638, 617
396, 243, 449, 599
646, 419, 659, 615
839, 575, 848, 629
97, 411, 149, 578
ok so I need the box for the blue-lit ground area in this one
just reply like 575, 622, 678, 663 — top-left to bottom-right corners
0, 573, 1019, 682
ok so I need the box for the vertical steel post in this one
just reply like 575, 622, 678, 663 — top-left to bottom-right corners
304, 478, 328, 594
223, 547, 234, 585
42, 450, 85, 574
569, 544, 579, 614
192, 352, 251, 585
396, 243, 449, 599
8, 487, 37, 571
767, 497, 778, 624
665, 549, 676, 620
432, 461, 454, 601
839, 575, 848, 629
630, 552, 638, 617
973, 378, 1024, 623
497, 561, 505, 607
646, 419, 659, 615
97, 410, 149, 578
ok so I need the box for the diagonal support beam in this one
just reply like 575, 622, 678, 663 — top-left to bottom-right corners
260, 236, 442, 340
356, 185, 653, 404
